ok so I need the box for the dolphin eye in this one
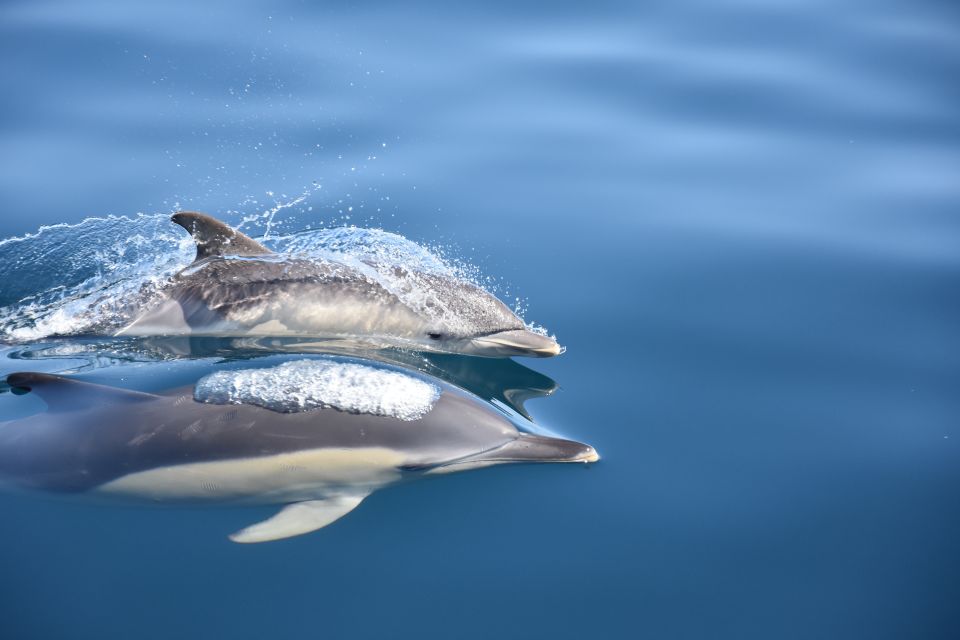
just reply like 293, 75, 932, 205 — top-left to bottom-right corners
427, 332, 443, 340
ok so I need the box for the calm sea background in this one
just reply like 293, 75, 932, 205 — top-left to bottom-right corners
1, 1, 958, 638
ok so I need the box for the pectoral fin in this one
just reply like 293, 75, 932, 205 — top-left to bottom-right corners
229, 494, 368, 544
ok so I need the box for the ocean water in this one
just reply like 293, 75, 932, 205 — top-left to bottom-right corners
1, 0, 958, 638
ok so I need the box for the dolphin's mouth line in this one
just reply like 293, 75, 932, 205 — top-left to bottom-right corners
434, 443, 515, 468
467, 327, 528, 339
432, 435, 600, 470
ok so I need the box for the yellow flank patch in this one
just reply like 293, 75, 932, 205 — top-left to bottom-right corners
96, 447, 405, 503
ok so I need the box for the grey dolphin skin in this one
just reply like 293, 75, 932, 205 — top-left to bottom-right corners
0, 367, 597, 543
117, 212, 562, 358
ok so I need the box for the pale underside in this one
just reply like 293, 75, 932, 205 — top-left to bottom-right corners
96, 446, 407, 543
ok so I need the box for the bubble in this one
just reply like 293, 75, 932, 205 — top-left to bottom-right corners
195, 358, 441, 420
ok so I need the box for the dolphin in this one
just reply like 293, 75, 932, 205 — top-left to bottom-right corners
116, 212, 562, 358
0, 360, 597, 543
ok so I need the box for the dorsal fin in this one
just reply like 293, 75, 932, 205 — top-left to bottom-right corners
171, 211, 273, 262
5, 372, 160, 413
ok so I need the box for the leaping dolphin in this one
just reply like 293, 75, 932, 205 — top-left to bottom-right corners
0, 360, 597, 543
116, 212, 562, 358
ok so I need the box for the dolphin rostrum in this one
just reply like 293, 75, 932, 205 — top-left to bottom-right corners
0, 360, 597, 543
116, 212, 562, 358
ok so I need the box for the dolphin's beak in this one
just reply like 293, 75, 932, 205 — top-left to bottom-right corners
469, 329, 563, 358
479, 434, 598, 463
429, 433, 599, 474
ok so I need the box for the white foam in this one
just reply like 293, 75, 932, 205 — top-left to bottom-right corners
194, 359, 441, 421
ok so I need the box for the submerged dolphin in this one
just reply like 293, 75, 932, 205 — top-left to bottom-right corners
117, 212, 561, 358
0, 361, 597, 543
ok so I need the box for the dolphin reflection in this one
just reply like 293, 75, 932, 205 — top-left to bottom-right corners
1, 336, 559, 420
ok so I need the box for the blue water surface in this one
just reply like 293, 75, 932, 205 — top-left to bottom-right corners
1, 0, 958, 638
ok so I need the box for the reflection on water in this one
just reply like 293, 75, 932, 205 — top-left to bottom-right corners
0, 336, 558, 422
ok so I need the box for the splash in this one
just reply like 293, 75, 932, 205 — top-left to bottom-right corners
0, 212, 540, 343
195, 358, 441, 420
0, 215, 194, 342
